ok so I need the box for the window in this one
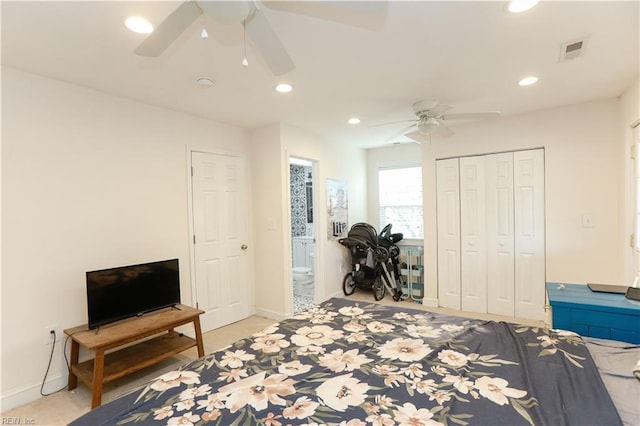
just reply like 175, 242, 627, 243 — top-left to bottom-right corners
378, 166, 423, 239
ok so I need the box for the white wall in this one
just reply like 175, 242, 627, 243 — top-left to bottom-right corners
421, 98, 625, 301
620, 77, 640, 283
281, 124, 368, 303
248, 124, 288, 318
249, 123, 368, 318
1, 67, 251, 410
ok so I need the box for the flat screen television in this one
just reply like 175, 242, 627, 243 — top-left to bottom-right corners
86, 258, 181, 329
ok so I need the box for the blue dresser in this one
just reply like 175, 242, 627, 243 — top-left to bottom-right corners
546, 282, 640, 343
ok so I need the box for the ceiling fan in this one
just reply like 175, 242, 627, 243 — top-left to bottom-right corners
379, 100, 500, 143
134, 1, 386, 77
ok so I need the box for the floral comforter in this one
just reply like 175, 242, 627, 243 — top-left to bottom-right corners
71, 298, 621, 426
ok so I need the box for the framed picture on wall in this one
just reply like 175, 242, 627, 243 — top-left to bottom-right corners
326, 178, 348, 239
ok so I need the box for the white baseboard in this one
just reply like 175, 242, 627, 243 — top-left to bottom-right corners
1, 374, 67, 412
253, 307, 288, 322
420, 297, 439, 307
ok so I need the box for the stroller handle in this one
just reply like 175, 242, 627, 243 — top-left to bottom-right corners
380, 223, 404, 243
338, 237, 373, 249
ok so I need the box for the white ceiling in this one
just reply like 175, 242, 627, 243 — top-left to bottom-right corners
2, 1, 638, 148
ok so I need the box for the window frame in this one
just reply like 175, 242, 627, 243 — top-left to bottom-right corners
377, 164, 424, 240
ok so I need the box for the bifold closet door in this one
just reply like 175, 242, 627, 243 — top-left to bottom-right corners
459, 156, 487, 313
436, 158, 461, 310
486, 153, 515, 317
514, 149, 545, 320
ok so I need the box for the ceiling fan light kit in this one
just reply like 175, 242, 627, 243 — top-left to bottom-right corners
418, 118, 439, 135
378, 99, 501, 143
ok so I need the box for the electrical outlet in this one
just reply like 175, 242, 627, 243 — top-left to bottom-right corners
44, 325, 61, 345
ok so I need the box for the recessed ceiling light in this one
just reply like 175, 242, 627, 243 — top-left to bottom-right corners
508, 0, 539, 13
348, 117, 361, 125
518, 76, 539, 86
125, 16, 153, 34
274, 83, 293, 93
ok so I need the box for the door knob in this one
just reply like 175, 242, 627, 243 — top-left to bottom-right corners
241, 244, 248, 250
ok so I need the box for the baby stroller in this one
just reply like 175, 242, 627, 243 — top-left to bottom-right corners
339, 222, 404, 301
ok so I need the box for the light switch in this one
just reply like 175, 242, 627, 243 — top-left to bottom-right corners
582, 214, 595, 228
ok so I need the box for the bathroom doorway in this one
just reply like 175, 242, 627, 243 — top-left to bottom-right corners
289, 157, 316, 313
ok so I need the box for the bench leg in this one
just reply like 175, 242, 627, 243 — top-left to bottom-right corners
194, 317, 205, 357
68, 340, 79, 390
91, 350, 105, 408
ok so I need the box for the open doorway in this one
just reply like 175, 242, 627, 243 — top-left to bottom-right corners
289, 157, 316, 313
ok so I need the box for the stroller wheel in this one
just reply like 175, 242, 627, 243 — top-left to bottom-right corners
342, 273, 356, 296
392, 290, 402, 302
373, 277, 385, 301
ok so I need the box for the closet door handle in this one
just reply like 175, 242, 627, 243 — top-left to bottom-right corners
241, 244, 248, 250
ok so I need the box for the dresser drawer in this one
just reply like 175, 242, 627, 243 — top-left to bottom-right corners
546, 283, 640, 344
571, 309, 638, 331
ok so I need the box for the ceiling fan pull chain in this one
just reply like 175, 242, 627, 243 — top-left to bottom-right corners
201, 15, 208, 40
242, 21, 249, 67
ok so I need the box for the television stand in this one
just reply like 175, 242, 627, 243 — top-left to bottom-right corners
64, 304, 204, 408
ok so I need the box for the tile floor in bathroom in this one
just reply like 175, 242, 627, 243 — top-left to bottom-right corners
293, 294, 316, 313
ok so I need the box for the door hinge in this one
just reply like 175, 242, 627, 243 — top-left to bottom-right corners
632, 144, 637, 160
193, 235, 196, 244
191, 166, 194, 177
631, 233, 636, 248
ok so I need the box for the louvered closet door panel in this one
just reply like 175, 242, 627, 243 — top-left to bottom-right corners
514, 149, 545, 320
486, 152, 515, 317
437, 158, 461, 310
460, 156, 487, 313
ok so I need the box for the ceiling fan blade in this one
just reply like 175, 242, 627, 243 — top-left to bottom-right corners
427, 103, 453, 117
370, 118, 417, 128
437, 125, 455, 137
197, 1, 252, 24
441, 111, 500, 120
134, 1, 203, 57
245, 8, 295, 76
405, 130, 425, 144
383, 123, 418, 142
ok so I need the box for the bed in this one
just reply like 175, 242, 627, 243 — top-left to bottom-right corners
70, 297, 632, 425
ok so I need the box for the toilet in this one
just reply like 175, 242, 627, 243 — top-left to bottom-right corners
292, 267, 313, 296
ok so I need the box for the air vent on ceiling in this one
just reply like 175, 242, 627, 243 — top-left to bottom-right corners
559, 36, 589, 62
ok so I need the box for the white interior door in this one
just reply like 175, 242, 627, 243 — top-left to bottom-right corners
191, 151, 250, 332
437, 158, 461, 310
514, 149, 545, 320
486, 152, 515, 317
460, 156, 487, 313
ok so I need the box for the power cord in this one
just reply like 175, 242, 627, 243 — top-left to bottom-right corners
40, 330, 70, 397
